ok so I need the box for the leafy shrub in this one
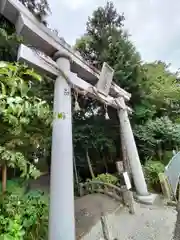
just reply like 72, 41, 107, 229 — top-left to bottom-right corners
134, 117, 180, 160
0, 191, 49, 240
143, 160, 165, 191
0, 179, 25, 195
0, 62, 52, 186
162, 150, 174, 166
92, 173, 118, 185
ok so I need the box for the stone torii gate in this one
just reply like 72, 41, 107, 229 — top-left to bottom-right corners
0, 0, 154, 239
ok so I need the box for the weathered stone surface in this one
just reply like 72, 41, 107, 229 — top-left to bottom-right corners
82, 202, 176, 240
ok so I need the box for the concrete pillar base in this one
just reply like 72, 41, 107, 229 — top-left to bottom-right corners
135, 193, 158, 205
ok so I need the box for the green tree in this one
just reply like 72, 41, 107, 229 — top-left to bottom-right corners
75, 1, 144, 105
133, 62, 180, 162
73, 106, 117, 178
75, 1, 180, 170
134, 62, 180, 123
74, 1, 145, 175
134, 116, 180, 160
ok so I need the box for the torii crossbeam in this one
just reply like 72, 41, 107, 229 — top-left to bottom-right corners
0, 1, 155, 239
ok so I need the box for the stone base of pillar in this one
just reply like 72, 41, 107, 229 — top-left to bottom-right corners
135, 193, 158, 205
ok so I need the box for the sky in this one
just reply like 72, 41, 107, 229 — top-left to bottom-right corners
48, 0, 180, 72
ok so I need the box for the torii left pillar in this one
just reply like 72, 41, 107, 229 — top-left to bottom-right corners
49, 51, 75, 240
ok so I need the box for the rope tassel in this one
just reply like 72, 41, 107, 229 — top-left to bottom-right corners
74, 100, 81, 112
104, 104, 110, 120
74, 90, 81, 112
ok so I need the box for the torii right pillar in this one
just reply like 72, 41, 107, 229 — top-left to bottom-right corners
117, 97, 156, 203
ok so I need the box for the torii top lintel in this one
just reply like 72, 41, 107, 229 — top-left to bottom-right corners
0, 0, 131, 101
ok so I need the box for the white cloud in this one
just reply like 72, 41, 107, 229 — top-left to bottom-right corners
48, 0, 180, 70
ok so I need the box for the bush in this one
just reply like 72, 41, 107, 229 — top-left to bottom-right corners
0, 191, 49, 240
144, 160, 165, 192
92, 173, 118, 185
0, 179, 25, 195
162, 150, 174, 166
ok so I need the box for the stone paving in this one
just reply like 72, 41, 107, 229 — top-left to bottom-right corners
82, 202, 177, 240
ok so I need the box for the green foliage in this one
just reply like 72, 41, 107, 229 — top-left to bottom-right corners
143, 160, 165, 189
0, 21, 22, 61
144, 62, 180, 103
92, 173, 118, 185
133, 62, 180, 165
75, 1, 125, 68
74, 121, 115, 153
134, 116, 180, 159
19, 0, 51, 24
0, 6, 52, 239
135, 62, 180, 122
73, 114, 117, 175
0, 61, 52, 179
0, 179, 24, 195
162, 150, 174, 166
0, 191, 48, 240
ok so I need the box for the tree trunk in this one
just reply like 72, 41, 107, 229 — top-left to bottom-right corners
2, 163, 7, 194
102, 156, 108, 173
86, 149, 95, 178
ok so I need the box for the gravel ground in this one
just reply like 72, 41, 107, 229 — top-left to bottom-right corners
82, 202, 177, 240
29, 177, 177, 240
75, 194, 121, 239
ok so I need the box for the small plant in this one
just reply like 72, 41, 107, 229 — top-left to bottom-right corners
92, 173, 118, 185
0, 214, 25, 240
144, 160, 165, 191
0, 191, 49, 240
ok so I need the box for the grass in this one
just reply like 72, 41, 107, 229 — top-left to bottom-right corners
0, 178, 25, 195
0, 178, 49, 203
